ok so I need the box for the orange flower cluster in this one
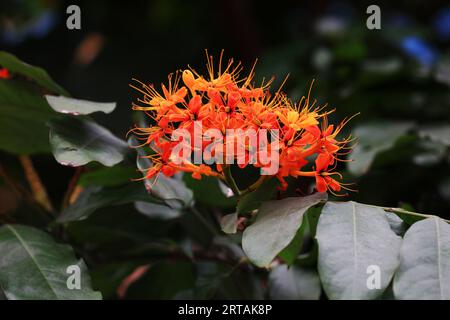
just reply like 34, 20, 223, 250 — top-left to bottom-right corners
131, 54, 354, 195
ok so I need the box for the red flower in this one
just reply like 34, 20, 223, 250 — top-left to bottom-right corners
0, 68, 10, 79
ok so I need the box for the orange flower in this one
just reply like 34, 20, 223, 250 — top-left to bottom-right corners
131, 51, 355, 196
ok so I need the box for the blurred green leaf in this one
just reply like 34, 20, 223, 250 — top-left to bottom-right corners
0, 51, 68, 96
90, 261, 143, 299
334, 41, 367, 61
0, 224, 101, 300
418, 125, 450, 146
135, 201, 183, 220
192, 261, 263, 299
67, 206, 173, 255
48, 116, 128, 167
348, 122, 414, 176
0, 80, 57, 154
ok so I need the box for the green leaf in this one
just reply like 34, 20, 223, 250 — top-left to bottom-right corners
278, 214, 308, 265
278, 206, 322, 265
45, 95, 116, 115
316, 202, 402, 299
269, 265, 321, 300
48, 116, 128, 167
237, 178, 279, 214
393, 217, 450, 299
418, 125, 450, 146
0, 51, 68, 95
0, 80, 57, 154
384, 207, 450, 225
0, 224, 101, 300
192, 261, 263, 299
385, 211, 407, 236
90, 261, 143, 299
220, 213, 238, 234
58, 183, 164, 223
242, 193, 327, 268
78, 166, 139, 187
348, 122, 414, 176
135, 201, 183, 220
66, 206, 172, 255
184, 175, 236, 208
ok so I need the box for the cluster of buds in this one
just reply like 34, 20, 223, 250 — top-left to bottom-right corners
130, 53, 354, 195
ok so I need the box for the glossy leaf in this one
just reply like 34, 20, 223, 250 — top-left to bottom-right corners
45, 95, 116, 115
242, 193, 326, 268
316, 202, 402, 299
393, 217, 450, 299
58, 183, 164, 223
48, 116, 128, 167
0, 224, 101, 300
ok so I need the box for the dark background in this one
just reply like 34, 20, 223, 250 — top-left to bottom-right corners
1, 1, 450, 228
